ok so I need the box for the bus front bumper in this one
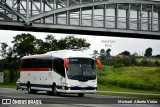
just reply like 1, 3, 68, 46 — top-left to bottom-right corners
61, 86, 97, 94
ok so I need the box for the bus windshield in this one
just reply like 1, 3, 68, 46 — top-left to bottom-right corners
67, 58, 96, 80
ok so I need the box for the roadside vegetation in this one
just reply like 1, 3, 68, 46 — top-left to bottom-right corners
97, 66, 160, 92
0, 83, 16, 88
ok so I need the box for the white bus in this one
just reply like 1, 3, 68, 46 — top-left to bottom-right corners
20, 50, 101, 97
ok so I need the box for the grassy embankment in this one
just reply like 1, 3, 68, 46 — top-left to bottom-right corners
0, 83, 16, 88
97, 65, 160, 98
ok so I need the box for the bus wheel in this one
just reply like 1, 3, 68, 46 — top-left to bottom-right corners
27, 83, 31, 94
27, 83, 37, 94
52, 85, 60, 96
78, 93, 84, 97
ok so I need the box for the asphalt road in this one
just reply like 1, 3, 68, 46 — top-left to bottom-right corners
0, 88, 159, 107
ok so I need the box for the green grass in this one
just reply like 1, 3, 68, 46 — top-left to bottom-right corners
98, 84, 160, 98
98, 84, 160, 94
97, 66, 160, 99
97, 66, 160, 92
0, 83, 16, 88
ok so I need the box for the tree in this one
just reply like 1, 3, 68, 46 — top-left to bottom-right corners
0, 42, 8, 59
11, 34, 91, 57
34, 39, 45, 54
57, 35, 90, 50
106, 48, 111, 58
44, 35, 58, 51
99, 49, 106, 58
144, 47, 152, 57
34, 35, 58, 54
93, 50, 99, 58
100, 49, 105, 55
121, 51, 131, 56
12, 33, 37, 57
0, 42, 19, 71
155, 54, 160, 58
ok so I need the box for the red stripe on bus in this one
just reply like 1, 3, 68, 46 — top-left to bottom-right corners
21, 68, 50, 71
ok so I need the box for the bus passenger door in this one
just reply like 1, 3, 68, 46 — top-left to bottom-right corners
61, 76, 65, 92
53, 58, 66, 93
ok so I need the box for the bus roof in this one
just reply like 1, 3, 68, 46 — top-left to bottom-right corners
22, 50, 92, 59
46, 50, 92, 58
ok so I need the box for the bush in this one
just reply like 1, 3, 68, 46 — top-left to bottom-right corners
3, 70, 19, 83
3, 70, 10, 83
100, 55, 139, 67
140, 58, 160, 67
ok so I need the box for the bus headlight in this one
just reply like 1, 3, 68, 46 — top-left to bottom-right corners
91, 84, 97, 87
65, 83, 73, 90
65, 83, 72, 87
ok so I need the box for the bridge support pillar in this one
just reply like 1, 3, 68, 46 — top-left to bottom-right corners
137, 10, 140, 30
66, 11, 70, 25
159, 12, 160, 32
126, 4, 130, 30
43, 2, 46, 23
17, 0, 20, 21
30, 1, 33, 16
53, 0, 56, 9
26, 0, 29, 23
137, 4, 142, 31
53, 14, 57, 24
115, 4, 118, 29
79, 8, 82, 26
53, 0, 57, 24
92, 6, 94, 27
148, 12, 150, 31
103, 5, 106, 28
12, 0, 14, 21
40, 0, 42, 23
66, 0, 70, 25
140, 4, 142, 30
151, 5, 154, 31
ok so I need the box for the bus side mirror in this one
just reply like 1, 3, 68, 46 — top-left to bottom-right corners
64, 58, 69, 70
95, 58, 102, 70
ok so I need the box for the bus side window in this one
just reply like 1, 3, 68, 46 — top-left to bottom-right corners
53, 58, 65, 77
22, 58, 52, 68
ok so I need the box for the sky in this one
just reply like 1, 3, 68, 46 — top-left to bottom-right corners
0, 30, 159, 56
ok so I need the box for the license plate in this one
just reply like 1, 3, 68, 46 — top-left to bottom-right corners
81, 89, 85, 91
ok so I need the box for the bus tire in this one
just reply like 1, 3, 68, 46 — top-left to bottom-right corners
52, 85, 60, 96
27, 83, 31, 94
27, 83, 37, 94
78, 93, 84, 97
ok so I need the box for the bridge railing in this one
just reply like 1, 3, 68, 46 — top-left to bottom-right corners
0, 0, 160, 36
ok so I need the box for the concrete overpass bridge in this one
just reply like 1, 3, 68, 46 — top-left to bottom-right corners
0, 0, 160, 39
